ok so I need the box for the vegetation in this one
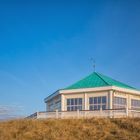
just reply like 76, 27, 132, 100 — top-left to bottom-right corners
0, 118, 140, 140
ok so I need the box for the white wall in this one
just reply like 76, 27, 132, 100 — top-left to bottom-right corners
45, 89, 140, 112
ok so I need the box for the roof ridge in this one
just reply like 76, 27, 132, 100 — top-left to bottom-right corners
95, 72, 110, 86
65, 72, 138, 90
96, 72, 136, 89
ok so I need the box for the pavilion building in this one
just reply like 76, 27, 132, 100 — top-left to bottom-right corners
44, 72, 140, 112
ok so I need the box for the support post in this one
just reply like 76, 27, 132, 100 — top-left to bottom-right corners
127, 94, 130, 117
77, 109, 80, 119
61, 94, 65, 111
126, 106, 129, 117
108, 90, 113, 118
56, 110, 58, 119
100, 107, 103, 117
84, 93, 88, 110
108, 90, 113, 109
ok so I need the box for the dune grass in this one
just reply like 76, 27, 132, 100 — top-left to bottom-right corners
0, 118, 140, 140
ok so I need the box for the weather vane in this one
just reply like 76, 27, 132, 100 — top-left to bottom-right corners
90, 58, 96, 72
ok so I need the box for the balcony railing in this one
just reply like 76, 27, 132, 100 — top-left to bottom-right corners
27, 108, 140, 119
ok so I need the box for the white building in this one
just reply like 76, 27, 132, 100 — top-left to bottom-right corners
44, 72, 140, 113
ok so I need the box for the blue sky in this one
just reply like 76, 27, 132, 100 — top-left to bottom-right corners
0, 0, 140, 116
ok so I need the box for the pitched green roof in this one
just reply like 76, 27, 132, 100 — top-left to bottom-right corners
65, 72, 137, 90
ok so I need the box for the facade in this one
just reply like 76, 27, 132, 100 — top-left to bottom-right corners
44, 72, 140, 113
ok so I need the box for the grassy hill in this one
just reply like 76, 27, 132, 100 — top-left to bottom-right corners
0, 118, 140, 140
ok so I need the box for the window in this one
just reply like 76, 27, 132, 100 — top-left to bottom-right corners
55, 100, 61, 111
89, 96, 107, 110
67, 98, 83, 111
131, 99, 140, 109
113, 97, 126, 109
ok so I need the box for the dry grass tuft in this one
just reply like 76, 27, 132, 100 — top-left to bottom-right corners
0, 118, 140, 140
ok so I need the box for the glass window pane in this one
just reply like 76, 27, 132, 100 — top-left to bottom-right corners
67, 99, 70, 105
89, 96, 107, 110
98, 105, 100, 110
98, 97, 101, 104
124, 99, 126, 104
94, 105, 97, 110
71, 99, 74, 105
73, 106, 76, 111
79, 98, 82, 105
67, 98, 83, 111
131, 99, 140, 109
120, 98, 122, 104
79, 106, 82, 111
67, 107, 70, 111
89, 106, 93, 110
114, 97, 127, 109
114, 97, 117, 104
77, 106, 79, 110
89, 98, 93, 104
102, 96, 106, 103
71, 106, 74, 111
118, 98, 120, 104
122, 98, 124, 104
75, 99, 77, 105
94, 97, 97, 104
122, 98, 125, 105
102, 105, 106, 110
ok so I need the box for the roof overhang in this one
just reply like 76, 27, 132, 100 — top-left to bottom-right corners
44, 90, 60, 103
60, 86, 140, 95
44, 86, 140, 102
112, 86, 140, 95
60, 86, 113, 94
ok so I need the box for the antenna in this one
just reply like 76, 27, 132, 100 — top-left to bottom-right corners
90, 58, 96, 72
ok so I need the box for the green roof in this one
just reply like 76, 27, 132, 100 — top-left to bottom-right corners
65, 72, 137, 90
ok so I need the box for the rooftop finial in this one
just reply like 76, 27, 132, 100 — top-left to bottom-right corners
90, 58, 96, 72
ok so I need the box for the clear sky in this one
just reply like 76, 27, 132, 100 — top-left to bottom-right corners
0, 0, 140, 116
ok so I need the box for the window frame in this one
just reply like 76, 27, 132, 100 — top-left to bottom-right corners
113, 96, 127, 109
66, 98, 83, 111
131, 99, 140, 110
89, 96, 107, 110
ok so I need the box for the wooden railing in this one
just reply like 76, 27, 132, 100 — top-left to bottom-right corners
27, 108, 140, 119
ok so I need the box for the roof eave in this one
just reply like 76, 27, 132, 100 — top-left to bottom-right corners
44, 90, 60, 102
60, 86, 113, 94
112, 86, 140, 95
60, 86, 140, 95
